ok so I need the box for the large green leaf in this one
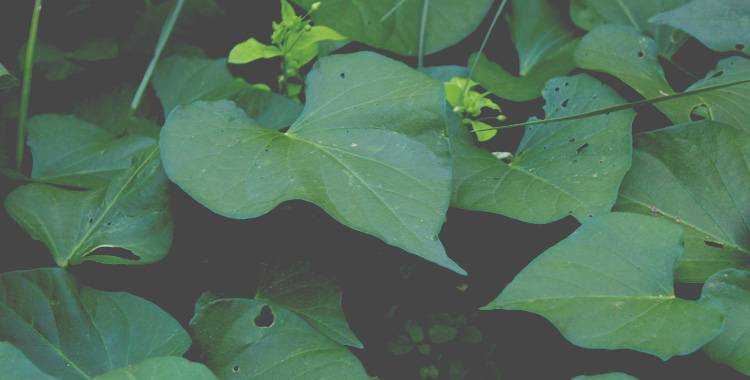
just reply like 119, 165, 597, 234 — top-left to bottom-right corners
449, 74, 633, 223
5, 146, 172, 267
190, 298, 370, 379
255, 260, 363, 348
0, 269, 191, 380
483, 213, 726, 360
73, 84, 161, 139
160, 52, 462, 274
701, 270, 750, 375
0, 342, 56, 380
575, 24, 750, 132
613, 121, 750, 283
649, 0, 750, 55
569, 0, 689, 56
18, 39, 118, 81
93, 357, 218, 380
26, 114, 156, 188
152, 55, 234, 118
291, 0, 494, 56
0, 62, 19, 89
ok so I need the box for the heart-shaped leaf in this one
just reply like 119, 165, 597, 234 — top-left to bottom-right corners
0, 268, 191, 379
613, 121, 750, 282
649, 0, 750, 55
190, 298, 370, 379
92, 357, 218, 380
450, 74, 633, 223
255, 260, 363, 348
575, 24, 750, 132
483, 213, 726, 360
291, 0, 494, 56
160, 52, 462, 274
152, 55, 234, 118
569, 0, 689, 56
5, 145, 172, 267
26, 114, 156, 188
701, 270, 750, 375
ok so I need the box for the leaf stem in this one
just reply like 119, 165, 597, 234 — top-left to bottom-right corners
130, 0, 185, 116
16, 0, 42, 171
417, 0, 429, 69
472, 77, 750, 132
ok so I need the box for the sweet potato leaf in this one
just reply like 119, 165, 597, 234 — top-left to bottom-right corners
160, 52, 462, 274
613, 121, 750, 282
572, 374, 639, 380
0, 342, 56, 380
701, 270, 750, 375
73, 84, 161, 138
483, 213, 725, 360
450, 74, 633, 223
152, 55, 234, 118
509, 0, 577, 76
92, 357, 218, 380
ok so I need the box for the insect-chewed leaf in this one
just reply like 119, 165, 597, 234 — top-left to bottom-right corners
160, 52, 463, 274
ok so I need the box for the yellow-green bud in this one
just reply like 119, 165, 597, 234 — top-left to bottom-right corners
311, 2, 321, 11
304, 24, 312, 31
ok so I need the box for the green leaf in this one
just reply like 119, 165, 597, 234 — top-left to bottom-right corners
160, 52, 463, 274
152, 55, 234, 118
468, 120, 497, 142
0, 342, 56, 380
73, 84, 161, 138
4, 146, 172, 267
419, 65, 469, 82
613, 121, 750, 283
291, 0, 494, 56
575, 24, 750, 132
190, 298, 371, 379
284, 26, 348, 70
508, 0, 577, 76
0, 268, 191, 379
18, 40, 86, 81
701, 270, 750, 375
197, 78, 303, 130
65, 37, 118, 61
27, 114, 156, 188
649, 0, 750, 55
571, 374, 639, 380
0, 62, 19, 89
569, 0, 689, 57
227, 38, 282, 64
483, 213, 725, 360
93, 357, 218, 380
449, 74, 633, 223
255, 260, 363, 348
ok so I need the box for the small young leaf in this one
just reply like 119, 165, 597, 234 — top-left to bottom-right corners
5, 146, 172, 267
483, 213, 725, 360
701, 270, 750, 375
227, 38, 283, 64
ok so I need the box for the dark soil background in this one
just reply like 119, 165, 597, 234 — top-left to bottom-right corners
1, 0, 746, 379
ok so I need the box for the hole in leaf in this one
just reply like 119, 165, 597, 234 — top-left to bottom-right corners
690, 105, 709, 121
340, 72, 345, 78
88, 218, 93, 224
674, 282, 702, 300
576, 143, 589, 153
86, 247, 140, 261
637, 51, 645, 58
233, 365, 240, 372
561, 99, 569, 108
710, 71, 724, 79
704, 240, 725, 248
254, 305, 274, 327
736, 43, 745, 50
106, 222, 112, 226
554, 87, 560, 92
568, 138, 575, 142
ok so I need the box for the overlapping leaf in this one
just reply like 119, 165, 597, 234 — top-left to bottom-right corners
650, 0, 750, 55
0, 269, 191, 380
613, 121, 750, 282
5, 145, 172, 267
450, 74, 633, 223
484, 213, 725, 360
575, 25, 750, 132
190, 298, 370, 379
152, 56, 234, 118
572, 374, 639, 380
701, 270, 750, 375
93, 357, 218, 380
73, 84, 161, 139
26, 114, 156, 188
160, 52, 463, 274
291, 0, 494, 56
0, 62, 19, 89
569, 0, 689, 56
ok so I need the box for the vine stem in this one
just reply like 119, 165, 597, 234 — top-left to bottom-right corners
130, 0, 185, 116
417, 0, 429, 69
472, 76, 750, 132
16, 0, 42, 171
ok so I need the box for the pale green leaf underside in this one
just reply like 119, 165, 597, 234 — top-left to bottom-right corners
161, 52, 463, 274
614, 121, 750, 282
190, 299, 370, 379
291, 0, 494, 56
92, 357, 218, 380
701, 270, 750, 375
0, 269, 191, 380
450, 74, 633, 224
5, 146, 172, 267
152, 55, 234, 118
255, 260, 363, 348
649, 0, 750, 55
569, 0, 689, 57
484, 213, 725, 360
509, 0, 577, 76
27, 114, 156, 189
575, 24, 750, 132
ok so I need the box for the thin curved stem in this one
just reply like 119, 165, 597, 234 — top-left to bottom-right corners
16, 0, 42, 171
417, 0, 429, 68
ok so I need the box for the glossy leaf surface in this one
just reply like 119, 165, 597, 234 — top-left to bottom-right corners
614, 121, 750, 282
701, 270, 750, 375
5, 146, 172, 267
0, 269, 191, 379
484, 213, 725, 360
450, 74, 633, 223
161, 52, 462, 274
